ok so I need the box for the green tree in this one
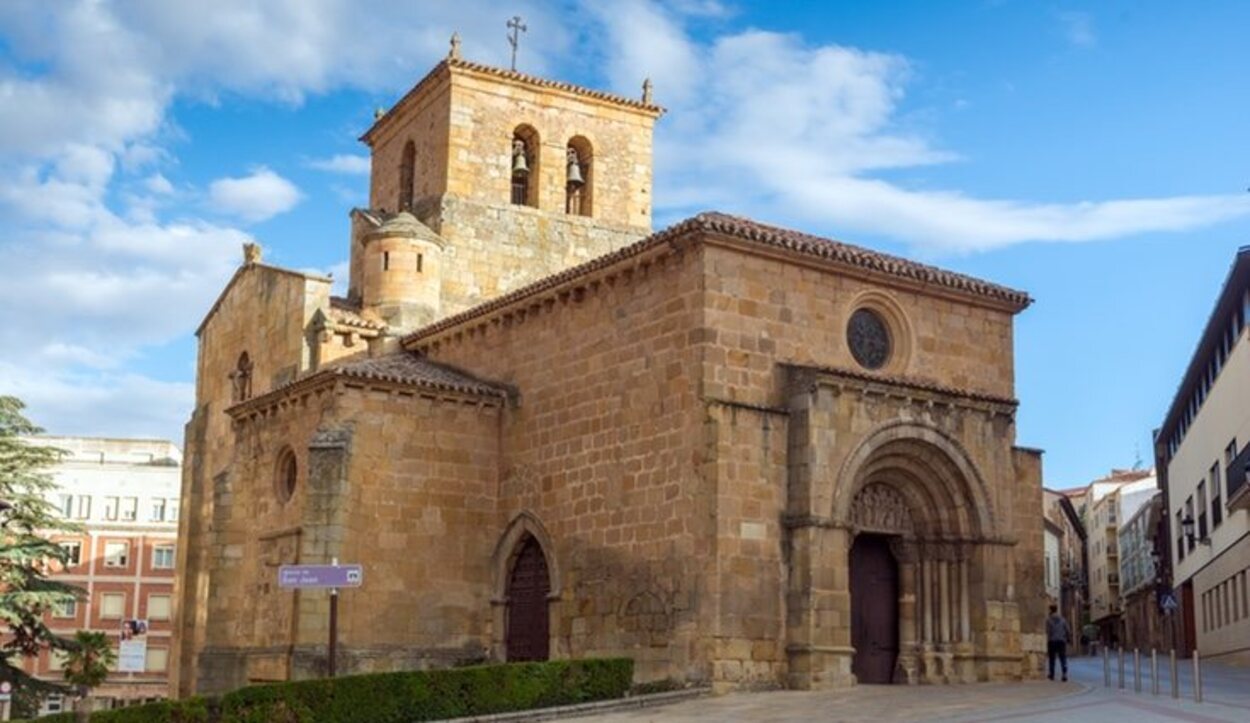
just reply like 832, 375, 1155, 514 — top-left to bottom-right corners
63, 630, 116, 723
0, 396, 82, 696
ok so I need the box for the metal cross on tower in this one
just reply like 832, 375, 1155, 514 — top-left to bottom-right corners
507, 16, 527, 71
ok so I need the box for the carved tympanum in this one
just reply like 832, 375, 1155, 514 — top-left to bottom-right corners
850, 483, 915, 534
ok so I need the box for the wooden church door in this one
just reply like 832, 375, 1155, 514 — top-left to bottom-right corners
506, 536, 551, 661
850, 534, 899, 684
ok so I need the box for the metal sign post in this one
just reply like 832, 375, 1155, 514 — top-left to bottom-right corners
279, 560, 363, 678
330, 557, 339, 678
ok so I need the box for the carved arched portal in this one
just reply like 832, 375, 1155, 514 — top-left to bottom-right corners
840, 429, 990, 685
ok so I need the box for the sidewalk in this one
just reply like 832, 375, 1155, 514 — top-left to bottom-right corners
560, 653, 1250, 722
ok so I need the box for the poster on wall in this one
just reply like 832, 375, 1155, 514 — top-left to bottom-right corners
117, 618, 149, 673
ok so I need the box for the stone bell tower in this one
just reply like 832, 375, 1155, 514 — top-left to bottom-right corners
350, 38, 664, 321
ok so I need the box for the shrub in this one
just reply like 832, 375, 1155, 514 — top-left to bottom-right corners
14, 658, 632, 723
217, 657, 633, 723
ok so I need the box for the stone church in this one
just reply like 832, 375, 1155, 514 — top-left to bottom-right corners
172, 45, 1047, 697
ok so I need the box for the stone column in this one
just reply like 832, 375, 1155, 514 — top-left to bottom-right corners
939, 558, 951, 644
891, 538, 920, 684
959, 557, 971, 643
921, 557, 934, 644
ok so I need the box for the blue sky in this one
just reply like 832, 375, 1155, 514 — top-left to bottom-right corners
1, 1, 1248, 486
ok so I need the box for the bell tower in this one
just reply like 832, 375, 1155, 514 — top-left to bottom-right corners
351, 40, 663, 320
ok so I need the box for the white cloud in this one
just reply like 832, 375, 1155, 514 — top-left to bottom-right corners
591, 2, 1250, 251
145, 173, 174, 195
307, 154, 371, 175
1059, 11, 1097, 48
0, 361, 194, 443
0, 0, 571, 440
208, 167, 302, 222
0, 0, 1245, 442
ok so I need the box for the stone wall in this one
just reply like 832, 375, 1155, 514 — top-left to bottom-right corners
174, 264, 329, 696
430, 196, 646, 316
363, 61, 658, 320
420, 245, 712, 684
194, 380, 504, 692
697, 241, 1018, 405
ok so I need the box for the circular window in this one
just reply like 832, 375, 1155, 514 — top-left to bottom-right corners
275, 447, 298, 504
847, 308, 892, 370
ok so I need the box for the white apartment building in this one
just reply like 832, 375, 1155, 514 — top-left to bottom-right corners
22, 436, 182, 714
1085, 470, 1156, 642
1155, 246, 1250, 664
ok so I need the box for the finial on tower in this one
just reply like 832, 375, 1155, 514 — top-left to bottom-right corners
642, 78, 654, 105
449, 32, 462, 60
242, 242, 262, 265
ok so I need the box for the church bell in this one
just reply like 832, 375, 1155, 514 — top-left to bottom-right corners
566, 149, 584, 186
511, 140, 530, 175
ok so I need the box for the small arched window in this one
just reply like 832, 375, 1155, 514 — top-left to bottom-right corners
229, 352, 253, 402
565, 136, 592, 217
511, 125, 539, 208
275, 446, 297, 504
398, 140, 416, 211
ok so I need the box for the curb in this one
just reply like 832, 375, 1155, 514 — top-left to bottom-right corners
439, 687, 712, 722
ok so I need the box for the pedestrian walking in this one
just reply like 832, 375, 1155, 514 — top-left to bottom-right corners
1046, 604, 1070, 681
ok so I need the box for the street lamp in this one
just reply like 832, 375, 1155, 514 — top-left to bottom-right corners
1180, 515, 1211, 547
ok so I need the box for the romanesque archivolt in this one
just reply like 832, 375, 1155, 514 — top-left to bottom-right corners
850, 483, 915, 535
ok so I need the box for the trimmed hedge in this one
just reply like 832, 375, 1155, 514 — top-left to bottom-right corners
219, 658, 633, 723
20, 658, 632, 723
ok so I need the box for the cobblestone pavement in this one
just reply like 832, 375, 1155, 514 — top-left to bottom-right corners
564, 653, 1250, 722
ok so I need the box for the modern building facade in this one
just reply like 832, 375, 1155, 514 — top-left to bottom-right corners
1154, 246, 1250, 664
1084, 470, 1155, 645
1118, 494, 1168, 651
175, 48, 1046, 697
22, 436, 181, 714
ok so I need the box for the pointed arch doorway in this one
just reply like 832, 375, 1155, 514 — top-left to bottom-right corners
505, 534, 550, 662
850, 533, 900, 683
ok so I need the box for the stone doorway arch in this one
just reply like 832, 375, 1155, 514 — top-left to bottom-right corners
490, 512, 561, 662
839, 428, 990, 685
505, 534, 551, 661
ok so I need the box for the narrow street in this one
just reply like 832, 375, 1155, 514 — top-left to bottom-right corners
562, 654, 1250, 722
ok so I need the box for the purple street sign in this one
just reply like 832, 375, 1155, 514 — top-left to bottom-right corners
278, 564, 363, 589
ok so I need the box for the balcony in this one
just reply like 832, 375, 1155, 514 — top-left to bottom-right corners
1229, 444, 1250, 512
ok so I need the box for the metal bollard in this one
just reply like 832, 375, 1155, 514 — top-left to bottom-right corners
1118, 647, 1125, 689
1134, 649, 1141, 693
1103, 645, 1111, 687
1193, 651, 1203, 703
1170, 649, 1179, 699
1151, 649, 1159, 695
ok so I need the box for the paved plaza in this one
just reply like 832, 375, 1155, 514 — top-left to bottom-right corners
566, 654, 1250, 722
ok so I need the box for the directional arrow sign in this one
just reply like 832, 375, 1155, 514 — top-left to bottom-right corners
279, 564, 363, 589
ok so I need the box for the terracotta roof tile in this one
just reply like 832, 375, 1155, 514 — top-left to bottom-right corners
404, 211, 1031, 345
328, 352, 507, 397
327, 296, 386, 331
227, 352, 508, 416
